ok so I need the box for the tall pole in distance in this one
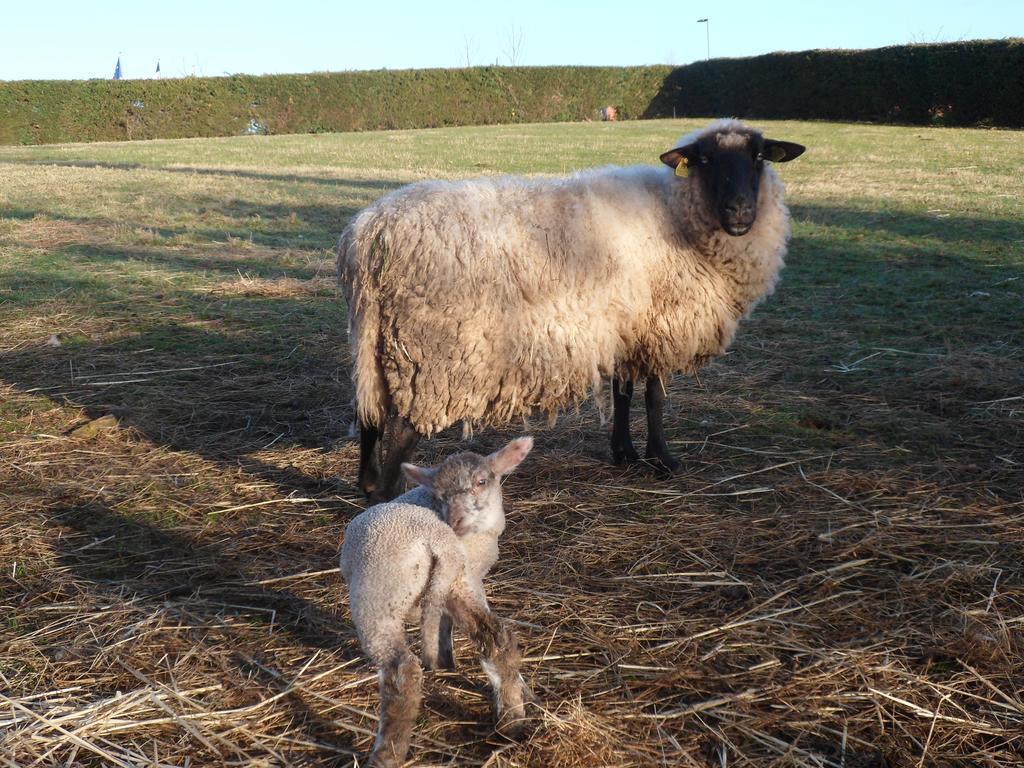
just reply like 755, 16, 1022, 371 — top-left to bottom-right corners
697, 18, 710, 60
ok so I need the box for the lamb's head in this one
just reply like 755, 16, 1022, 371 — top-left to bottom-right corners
401, 437, 533, 536
660, 120, 805, 237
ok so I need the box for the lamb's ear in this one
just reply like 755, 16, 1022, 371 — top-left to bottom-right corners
762, 140, 806, 163
660, 143, 699, 171
401, 463, 436, 488
488, 436, 534, 476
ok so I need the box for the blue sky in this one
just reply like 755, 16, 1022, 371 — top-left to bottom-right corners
4, 1, 1021, 80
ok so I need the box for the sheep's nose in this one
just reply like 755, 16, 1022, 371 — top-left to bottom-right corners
725, 200, 754, 218
721, 199, 756, 236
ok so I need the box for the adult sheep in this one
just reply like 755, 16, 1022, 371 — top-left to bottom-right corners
339, 119, 805, 501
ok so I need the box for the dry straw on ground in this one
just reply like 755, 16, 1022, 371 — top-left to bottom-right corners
3, 337, 1020, 767
1, 121, 1022, 766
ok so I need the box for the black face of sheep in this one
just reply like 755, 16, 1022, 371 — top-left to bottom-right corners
660, 132, 805, 236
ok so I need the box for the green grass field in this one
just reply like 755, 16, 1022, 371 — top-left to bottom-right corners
1, 120, 1022, 767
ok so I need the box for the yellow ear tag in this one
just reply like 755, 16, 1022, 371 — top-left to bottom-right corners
768, 145, 786, 162
675, 157, 689, 178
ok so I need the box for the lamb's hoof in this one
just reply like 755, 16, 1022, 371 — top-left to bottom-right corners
438, 650, 456, 671
422, 654, 456, 672
495, 685, 537, 740
367, 751, 402, 768
495, 708, 530, 740
645, 452, 681, 476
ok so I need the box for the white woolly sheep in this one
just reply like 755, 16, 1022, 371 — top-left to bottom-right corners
339, 119, 805, 500
339, 436, 533, 768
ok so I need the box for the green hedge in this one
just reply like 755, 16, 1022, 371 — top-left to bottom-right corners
645, 39, 1024, 127
2, 41, 1020, 146
0, 66, 671, 145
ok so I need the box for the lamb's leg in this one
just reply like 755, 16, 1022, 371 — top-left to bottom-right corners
358, 421, 382, 498
437, 612, 455, 670
369, 414, 420, 503
369, 649, 423, 768
611, 378, 640, 464
447, 581, 532, 738
644, 376, 681, 474
420, 556, 461, 670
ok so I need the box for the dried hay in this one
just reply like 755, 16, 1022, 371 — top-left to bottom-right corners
1, 132, 1022, 766
2, 334, 1021, 766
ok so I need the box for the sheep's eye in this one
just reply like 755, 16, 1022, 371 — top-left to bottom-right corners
476, 477, 487, 487
755, 152, 764, 162
700, 156, 710, 165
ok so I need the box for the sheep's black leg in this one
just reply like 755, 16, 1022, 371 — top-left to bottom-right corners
368, 414, 420, 504
369, 651, 423, 768
611, 378, 640, 464
644, 376, 681, 474
358, 421, 382, 499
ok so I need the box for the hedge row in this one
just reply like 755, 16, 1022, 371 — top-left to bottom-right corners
1, 41, 1020, 145
645, 39, 1024, 127
0, 66, 671, 145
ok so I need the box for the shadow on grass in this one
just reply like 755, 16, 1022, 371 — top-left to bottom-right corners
2, 265, 127, 307
1, 245, 324, 307
2, 200, 1022, 491
1, 158, 398, 254
187, 195, 355, 248
48, 502, 348, 648
1, 187, 361, 495
0, 201, 355, 253
0, 157, 405, 193
778, 203, 1024, 349
0, 317, 352, 460
791, 202, 1024, 245
40, 501, 359, 759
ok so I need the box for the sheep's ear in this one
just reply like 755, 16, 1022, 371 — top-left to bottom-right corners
488, 436, 534, 476
762, 140, 806, 163
660, 144, 698, 172
401, 463, 436, 488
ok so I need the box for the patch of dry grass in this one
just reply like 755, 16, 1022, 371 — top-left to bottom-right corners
1, 119, 1022, 766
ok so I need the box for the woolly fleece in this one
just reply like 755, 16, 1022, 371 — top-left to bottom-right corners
339, 119, 791, 436
340, 503, 466, 663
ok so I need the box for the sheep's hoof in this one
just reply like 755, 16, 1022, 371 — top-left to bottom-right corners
366, 488, 393, 505
611, 444, 640, 465
645, 452, 681, 476
358, 468, 379, 500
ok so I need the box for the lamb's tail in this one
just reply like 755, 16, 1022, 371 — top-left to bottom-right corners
338, 219, 390, 430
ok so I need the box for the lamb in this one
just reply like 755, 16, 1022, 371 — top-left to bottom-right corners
338, 119, 805, 500
339, 436, 534, 768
